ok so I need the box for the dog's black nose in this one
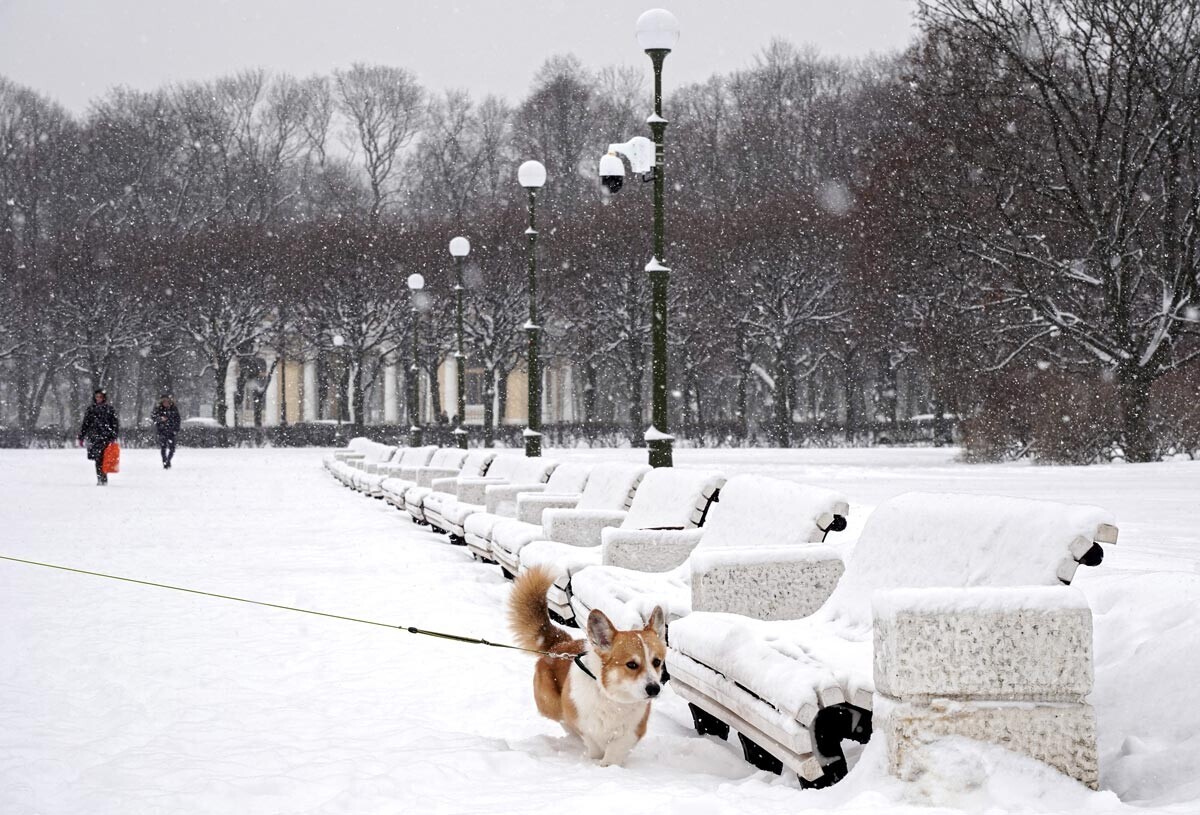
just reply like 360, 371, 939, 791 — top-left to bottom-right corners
645, 683, 661, 698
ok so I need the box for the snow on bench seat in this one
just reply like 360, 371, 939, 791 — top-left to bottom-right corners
463, 463, 592, 562
403, 449, 494, 525
569, 475, 848, 629
381, 448, 469, 512
668, 491, 1116, 788
422, 455, 554, 537
347, 444, 409, 492
329, 439, 397, 486
322, 437, 373, 471
517, 467, 725, 625
488, 462, 650, 577
355, 446, 437, 497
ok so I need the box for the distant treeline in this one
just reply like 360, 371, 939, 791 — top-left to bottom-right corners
1, 0, 1198, 463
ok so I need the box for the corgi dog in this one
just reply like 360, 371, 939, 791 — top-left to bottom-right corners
509, 566, 667, 766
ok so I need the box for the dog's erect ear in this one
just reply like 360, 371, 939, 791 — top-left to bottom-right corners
645, 606, 666, 639
586, 609, 617, 652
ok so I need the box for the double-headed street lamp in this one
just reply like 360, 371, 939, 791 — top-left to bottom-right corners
407, 272, 425, 447
517, 159, 546, 457
449, 236, 471, 449
598, 8, 680, 468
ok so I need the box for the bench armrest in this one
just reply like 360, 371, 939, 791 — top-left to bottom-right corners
873, 586, 1093, 702
601, 528, 705, 572
333, 451, 364, 461
516, 493, 582, 525
431, 476, 459, 493
690, 546, 844, 621
455, 477, 506, 505
417, 466, 461, 487
542, 508, 628, 548
485, 483, 548, 516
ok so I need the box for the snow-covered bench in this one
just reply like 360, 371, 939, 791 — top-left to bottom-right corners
322, 436, 373, 472
517, 467, 726, 626
423, 455, 561, 543
403, 449, 497, 526
462, 463, 594, 563
381, 448, 471, 512
569, 475, 849, 630
329, 439, 398, 487
487, 461, 651, 579
667, 492, 1118, 789
343, 443, 404, 492
352, 445, 438, 497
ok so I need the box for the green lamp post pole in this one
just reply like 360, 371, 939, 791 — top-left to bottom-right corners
407, 273, 425, 447
449, 237, 471, 449
518, 160, 547, 458
638, 8, 679, 468
332, 333, 345, 446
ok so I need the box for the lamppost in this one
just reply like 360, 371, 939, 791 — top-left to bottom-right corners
518, 159, 546, 457
407, 273, 425, 447
597, 9, 679, 468
332, 333, 345, 445
449, 236, 471, 449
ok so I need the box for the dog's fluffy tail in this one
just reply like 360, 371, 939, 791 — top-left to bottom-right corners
509, 566, 572, 653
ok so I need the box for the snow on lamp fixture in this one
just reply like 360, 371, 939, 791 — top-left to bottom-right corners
517, 160, 546, 189
407, 273, 425, 291
332, 334, 344, 347
636, 8, 679, 52
599, 136, 656, 194
598, 153, 626, 193
449, 236, 470, 257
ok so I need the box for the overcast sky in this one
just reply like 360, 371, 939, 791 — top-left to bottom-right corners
0, 0, 919, 114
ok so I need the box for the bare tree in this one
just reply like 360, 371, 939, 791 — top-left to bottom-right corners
410, 90, 515, 225
918, 0, 1200, 460
333, 64, 424, 222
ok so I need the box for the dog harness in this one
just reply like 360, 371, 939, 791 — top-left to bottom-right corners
572, 653, 669, 684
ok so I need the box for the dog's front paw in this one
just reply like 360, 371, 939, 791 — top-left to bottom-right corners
599, 742, 635, 767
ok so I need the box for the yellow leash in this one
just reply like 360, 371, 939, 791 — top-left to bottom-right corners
0, 553, 573, 660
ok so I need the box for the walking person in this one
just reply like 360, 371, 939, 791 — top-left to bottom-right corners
78, 389, 119, 486
151, 394, 181, 469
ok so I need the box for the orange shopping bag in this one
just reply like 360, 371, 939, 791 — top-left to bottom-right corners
101, 442, 121, 474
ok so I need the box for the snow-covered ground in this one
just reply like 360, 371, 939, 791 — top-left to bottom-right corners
1, 446, 1197, 814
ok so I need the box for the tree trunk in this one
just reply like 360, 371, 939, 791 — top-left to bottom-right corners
352, 359, 366, 428
691, 370, 705, 439
483, 368, 497, 447
214, 356, 230, 427
736, 333, 750, 443
626, 364, 645, 447
496, 368, 509, 434
1117, 364, 1156, 463
582, 360, 598, 425
425, 360, 442, 424
842, 346, 860, 443
773, 348, 791, 448
134, 354, 146, 429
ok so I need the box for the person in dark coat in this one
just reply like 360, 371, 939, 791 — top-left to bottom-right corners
151, 394, 181, 469
78, 389, 119, 486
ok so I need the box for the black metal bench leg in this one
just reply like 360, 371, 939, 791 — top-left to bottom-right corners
737, 733, 783, 774
688, 703, 730, 740
800, 704, 872, 788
